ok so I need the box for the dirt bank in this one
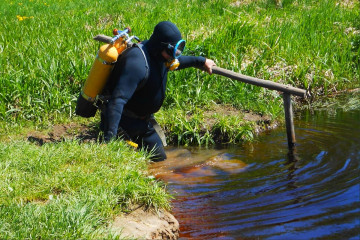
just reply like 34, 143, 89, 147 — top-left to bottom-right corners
26, 106, 275, 146
110, 206, 179, 239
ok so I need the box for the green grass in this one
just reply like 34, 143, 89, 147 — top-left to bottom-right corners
155, 107, 261, 146
0, 140, 170, 239
1, 0, 359, 124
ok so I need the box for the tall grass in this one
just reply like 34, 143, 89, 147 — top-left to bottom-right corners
155, 107, 261, 146
0, 140, 170, 238
1, 0, 359, 126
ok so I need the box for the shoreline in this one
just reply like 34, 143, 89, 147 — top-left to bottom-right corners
1, 107, 275, 239
110, 206, 180, 239
2, 93, 358, 238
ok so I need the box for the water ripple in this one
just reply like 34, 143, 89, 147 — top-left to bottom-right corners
151, 109, 360, 239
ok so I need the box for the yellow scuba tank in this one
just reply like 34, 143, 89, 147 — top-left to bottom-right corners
76, 28, 139, 118
82, 43, 118, 102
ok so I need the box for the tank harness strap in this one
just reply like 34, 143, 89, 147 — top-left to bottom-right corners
81, 90, 96, 102
135, 43, 150, 88
133, 44, 166, 146
96, 54, 117, 65
94, 95, 111, 110
149, 117, 167, 147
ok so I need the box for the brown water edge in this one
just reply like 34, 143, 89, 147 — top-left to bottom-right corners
149, 148, 249, 184
149, 147, 250, 239
150, 107, 360, 239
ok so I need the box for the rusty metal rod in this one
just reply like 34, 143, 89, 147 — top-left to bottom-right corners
212, 66, 307, 98
283, 93, 296, 149
211, 66, 304, 149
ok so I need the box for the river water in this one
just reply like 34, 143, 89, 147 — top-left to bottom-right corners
150, 107, 360, 239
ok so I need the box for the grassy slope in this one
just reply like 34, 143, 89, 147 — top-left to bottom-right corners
0, 0, 358, 123
0, 0, 359, 238
0, 140, 170, 239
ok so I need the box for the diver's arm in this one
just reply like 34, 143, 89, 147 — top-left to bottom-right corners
177, 56, 216, 74
177, 55, 205, 69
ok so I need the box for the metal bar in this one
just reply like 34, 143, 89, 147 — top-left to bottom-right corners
283, 93, 296, 149
212, 66, 307, 98
93, 34, 113, 44
211, 66, 305, 149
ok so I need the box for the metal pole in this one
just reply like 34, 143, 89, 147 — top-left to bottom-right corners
210, 66, 305, 150
212, 66, 307, 98
283, 93, 296, 149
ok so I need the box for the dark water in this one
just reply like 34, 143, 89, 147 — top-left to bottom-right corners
150, 108, 360, 239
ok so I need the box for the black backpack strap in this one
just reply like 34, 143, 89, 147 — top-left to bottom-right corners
135, 43, 150, 90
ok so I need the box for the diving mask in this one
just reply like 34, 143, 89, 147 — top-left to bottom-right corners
163, 39, 185, 70
163, 39, 186, 59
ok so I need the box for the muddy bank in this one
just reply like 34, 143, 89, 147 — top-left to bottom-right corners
26, 107, 276, 146
110, 206, 179, 239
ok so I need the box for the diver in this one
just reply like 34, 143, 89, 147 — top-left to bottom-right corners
100, 21, 216, 161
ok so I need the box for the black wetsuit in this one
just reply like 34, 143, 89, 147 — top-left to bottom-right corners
101, 21, 205, 161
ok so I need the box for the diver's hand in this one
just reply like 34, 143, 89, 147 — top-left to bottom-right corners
203, 58, 216, 75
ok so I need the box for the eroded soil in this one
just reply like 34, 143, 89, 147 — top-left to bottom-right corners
26, 122, 98, 145
26, 107, 275, 146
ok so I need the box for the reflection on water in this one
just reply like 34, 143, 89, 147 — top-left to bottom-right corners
150, 109, 360, 239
